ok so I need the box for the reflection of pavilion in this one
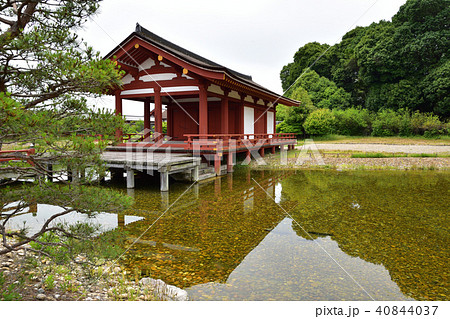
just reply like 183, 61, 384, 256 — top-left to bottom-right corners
117, 170, 294, 288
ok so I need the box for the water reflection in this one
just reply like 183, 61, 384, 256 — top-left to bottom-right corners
2, 169, 448, 301
118, 170, 292, 292
116, 169, 448, 301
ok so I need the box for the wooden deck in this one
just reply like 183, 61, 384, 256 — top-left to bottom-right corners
101, 151, 200, 191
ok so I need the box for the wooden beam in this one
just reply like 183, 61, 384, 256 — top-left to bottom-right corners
144, 99, 151, 140
154, 87, 163, 137
199, 84, 208, 135
115, 91, 123, 141
221, 94, 229, 134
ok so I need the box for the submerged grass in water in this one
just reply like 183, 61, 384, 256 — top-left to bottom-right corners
106, 168, 449, 301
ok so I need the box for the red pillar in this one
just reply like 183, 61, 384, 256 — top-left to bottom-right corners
221, 96, 229, 134
199, 85, 208, 136
239, 97, 245, 134
273, 105, 277, 134
144, 99, 151, 140
154, 87, 162, 138
115, 91, 123, 142
259, 147, 265, 158
214, 154, 221, 175
167, 104, 173, 137
263, 112, 267, 135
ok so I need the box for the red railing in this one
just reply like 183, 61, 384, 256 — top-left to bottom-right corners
0, 149, 35, 164
118, 133, 296, 152
184, 133, 296, 151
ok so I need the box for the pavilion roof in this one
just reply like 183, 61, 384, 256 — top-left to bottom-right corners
105, 24, 299, 106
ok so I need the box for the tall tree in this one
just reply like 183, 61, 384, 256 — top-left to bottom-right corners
280, 0, 450, 117
0, 1, 129, 257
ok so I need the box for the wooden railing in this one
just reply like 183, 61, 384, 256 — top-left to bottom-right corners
184, 133, 296, 151
0, 149, 35, 164
119, 133, 296, 152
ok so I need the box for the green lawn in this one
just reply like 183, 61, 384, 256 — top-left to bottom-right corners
301, 135, 450, 145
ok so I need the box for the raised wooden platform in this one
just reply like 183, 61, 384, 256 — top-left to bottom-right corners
101, 151, 200, 191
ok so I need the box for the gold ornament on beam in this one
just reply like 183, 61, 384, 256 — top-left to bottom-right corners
182, 68, 189, 75
158, 55, 163, 61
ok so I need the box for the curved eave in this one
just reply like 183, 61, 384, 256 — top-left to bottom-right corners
105, 33, 299, 107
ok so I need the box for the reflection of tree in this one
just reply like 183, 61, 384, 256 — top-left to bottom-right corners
117, 169, 294, 289
283, 170, 449, 301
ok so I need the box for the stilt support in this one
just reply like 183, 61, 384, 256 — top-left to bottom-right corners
160, 170, 169, 192
227, 153, 234, 173
214, 154, 221, 176
126, 168, 135, 189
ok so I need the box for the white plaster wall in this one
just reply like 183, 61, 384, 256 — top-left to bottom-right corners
244, 106, 254, 137
267, 111, 274, 135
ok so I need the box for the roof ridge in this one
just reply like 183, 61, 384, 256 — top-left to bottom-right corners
135, 23, 253, 82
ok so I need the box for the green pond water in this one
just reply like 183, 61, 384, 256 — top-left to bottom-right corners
5, 168, 449, 300
110, 168, 449, 301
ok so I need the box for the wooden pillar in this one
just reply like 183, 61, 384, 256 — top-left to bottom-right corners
160, 170, 169, 192
259, 147, 265, 158
144, 99, 151, 140
239, 96, 245, 134
227, 153, 234, 173
126, 168, 135, 189
214, 154, 221, 176
192, 165, 199, 182
263, 112, 267, 135
271, 146, 276, 154
167, 104, 173, 137
154, 88, 163, 138
273, 105, 277, 135
115, 91, 123, 141
221, 96, 229, 134
199, 85, 208, 135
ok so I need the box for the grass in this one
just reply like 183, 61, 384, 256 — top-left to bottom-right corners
351, 152, 448, 158
310, 135, 450, 145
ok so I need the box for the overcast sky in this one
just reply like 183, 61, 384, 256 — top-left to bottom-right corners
81, 0, 407, 115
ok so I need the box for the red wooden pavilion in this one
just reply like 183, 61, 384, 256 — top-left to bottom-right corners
105, 24, 299, 173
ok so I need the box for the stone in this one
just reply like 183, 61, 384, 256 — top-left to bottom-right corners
36, 294, 46, 300
54, 294, 60, 300
139, 277, 188, 301
38, 288, 45, 294
85, 297, 93, 301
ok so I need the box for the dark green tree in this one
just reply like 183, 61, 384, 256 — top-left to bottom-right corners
280, 0, 450, 118
0, 1, 129, 257
280, 42, 331, 91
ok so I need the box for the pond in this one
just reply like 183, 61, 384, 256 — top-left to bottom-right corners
5, 168, 449, 300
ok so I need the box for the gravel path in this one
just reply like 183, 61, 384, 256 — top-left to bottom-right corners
308, 143, 450, 154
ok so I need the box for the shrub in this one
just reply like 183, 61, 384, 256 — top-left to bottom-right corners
371, 109, 402, 136
410, 111, 445, 136
332, 108, 372, 136
303, 109, 335, 136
